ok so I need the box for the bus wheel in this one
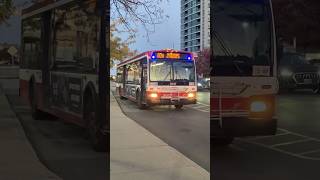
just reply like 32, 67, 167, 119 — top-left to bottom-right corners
29, 81, 45, 120
85, 96, 107, 152
136, 91, 146, 109
175, 105, 183, 109
119, 88, 126, 100
212, 137, 234, 146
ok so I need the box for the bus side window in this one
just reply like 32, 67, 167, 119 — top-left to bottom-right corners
126, 65, 134, 84
134, 61, 141, 85
117, 66, 123, 83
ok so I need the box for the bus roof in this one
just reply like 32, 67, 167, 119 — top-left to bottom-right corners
117, 49, 194, 67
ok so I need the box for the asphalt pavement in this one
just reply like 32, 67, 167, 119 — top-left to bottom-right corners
212, 90, 320, 180
112, 86, 210, 171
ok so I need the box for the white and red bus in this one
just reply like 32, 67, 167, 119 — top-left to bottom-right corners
211, 0, 278, 144
116, 49, 197, 109
19, 0, 108, 151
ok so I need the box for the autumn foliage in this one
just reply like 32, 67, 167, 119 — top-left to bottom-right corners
195, 48, 210, 77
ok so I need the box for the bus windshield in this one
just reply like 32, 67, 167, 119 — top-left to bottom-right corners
212, 0, 273, 76
150, 59, 195, 82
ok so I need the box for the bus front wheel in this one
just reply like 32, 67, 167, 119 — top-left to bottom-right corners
85, 95, 107, 152
175, 105, 183, 109
136, 91, 147, 109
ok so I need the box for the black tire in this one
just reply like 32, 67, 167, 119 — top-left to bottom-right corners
29, 81, 45, 120
119, 87, 127, 100
212, 137, 234, 146
175, 105, 183, 109
85, 95, 107, 152
136, 91, 146, 109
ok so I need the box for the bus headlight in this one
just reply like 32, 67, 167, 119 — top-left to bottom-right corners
149, 93, 158, 98
188, 92, 195, 98
250, 101, 267, 112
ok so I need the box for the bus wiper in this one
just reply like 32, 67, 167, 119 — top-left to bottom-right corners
212, 29, 244, 75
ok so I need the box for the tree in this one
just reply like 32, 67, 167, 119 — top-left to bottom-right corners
195, 48, 210, 78
110, 21, 138, 67
0, 0, 14, 25
111, 0, 169, 38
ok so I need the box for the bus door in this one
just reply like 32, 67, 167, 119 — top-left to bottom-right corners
211, 81, 223, 129
41, 11, 51, 108
140, 58, 148, 103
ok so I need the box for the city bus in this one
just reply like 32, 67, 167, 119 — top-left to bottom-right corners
116, 49, 197, 109
19, 0, 108, 151
211, 0, 278, 145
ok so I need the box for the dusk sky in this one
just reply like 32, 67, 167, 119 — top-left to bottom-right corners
0, 0, 181, 52
0, 0, 27, 44
118, 0, 181, 53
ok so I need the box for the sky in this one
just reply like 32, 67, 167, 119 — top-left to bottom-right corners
118, 0, 181, 53
0, 0, 28, 45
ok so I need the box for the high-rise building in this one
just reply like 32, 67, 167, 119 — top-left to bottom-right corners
181, 0, 210, 52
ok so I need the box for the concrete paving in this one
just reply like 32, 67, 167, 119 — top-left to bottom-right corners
0, 66, 19, 95
0, 89, 61, 180
110, 92, 210, 180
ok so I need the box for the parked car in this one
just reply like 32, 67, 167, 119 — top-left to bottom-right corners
197, 78, 210, 90
278, 53, 320, 93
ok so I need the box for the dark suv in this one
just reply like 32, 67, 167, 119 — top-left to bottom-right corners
278, 53, 320, 93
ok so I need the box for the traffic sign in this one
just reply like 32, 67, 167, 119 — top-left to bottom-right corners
7, 46, 18, 56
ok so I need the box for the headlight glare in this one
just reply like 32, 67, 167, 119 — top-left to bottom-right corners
150, 93, 158, 98
188, 92, 195, 98
280, 69, 293, 77
250, 101, 267, 112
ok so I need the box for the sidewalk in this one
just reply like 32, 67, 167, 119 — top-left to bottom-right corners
110, 92, 210, 180
0, 89, 61, 180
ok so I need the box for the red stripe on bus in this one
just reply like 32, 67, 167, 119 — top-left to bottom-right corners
211, 97, 249, 111
19, 79, 29, 101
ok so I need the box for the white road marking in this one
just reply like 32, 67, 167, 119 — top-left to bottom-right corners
299, 149, 320, 155
238, 128, 320, 160
270, 139, 312, 148
186, 102, 210, 112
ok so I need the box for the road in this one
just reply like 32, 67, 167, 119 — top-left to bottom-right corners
213, 90, 320, 180
112, 83, 210, 171
7, 95, 107, 180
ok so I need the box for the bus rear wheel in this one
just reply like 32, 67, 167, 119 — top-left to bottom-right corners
85, 96, 107, 152
119, 87, 126, 100
175, 105, 183, 109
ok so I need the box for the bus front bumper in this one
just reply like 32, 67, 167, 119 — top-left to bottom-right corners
211, 116, 277, 137
147, 98, 196, 106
